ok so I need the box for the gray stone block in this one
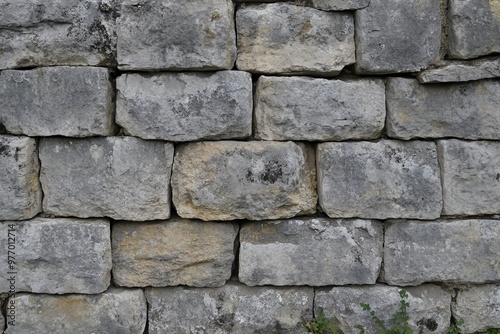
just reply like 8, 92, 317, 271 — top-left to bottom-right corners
254, 76, 385, 141
117, 71, 252, 142
112, 218, 238, 288
417, 58, 500, 83
146, 282, 313, 334
384, 219, 500, 285
236, 3, 355, 75
239, 218, 383, 286
234, 0, 370, 11
453, 285, 500, 334
0, 218, 111, 294
172, 141, 317, 221
0, 135, 41, 220
117, 0, 236, 70
0, 67, 114, 137
40, 137, 173, 221
387, 78, 500, 140
317, 140, 442, 220
355, 0, 441, 74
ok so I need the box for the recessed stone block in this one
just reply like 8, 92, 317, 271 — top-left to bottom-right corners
417, 58, 500, 83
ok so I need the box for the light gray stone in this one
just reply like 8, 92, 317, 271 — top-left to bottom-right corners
239, 218, 383, 286
234, 0, 370, 11
236, 3, 355, 75
0, 67, 114, 137
0, 135, 41, 220
317, 140, 442, 220
117, 71, 252, 142
0, 218, 111, 294
117, 0, 236, 70
417, 58, 500, 83
254, 76, 385, 141
438, 140, 500, 215
146, 282, 313, 334
384, 219, 500, 285
5, 289, 146, 334
40, 137, 173, 221
0, 0, 116, 69
355, 0, 441, 74
453, 285, 500, 333
112, 218, 238, 288
316, 285, 451, 334
172, 141, 317, 221
387, 78, 500, 140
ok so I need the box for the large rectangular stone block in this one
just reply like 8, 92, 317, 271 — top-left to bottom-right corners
234, 0, 370, 11
239, 218, 383, 286
384, 219, 500, 285
417, 58, 500, 83
172, 141, 317, 221
40, 137, 173, 221
112, 218, 238, 288
254, 76, 385, 141
317, 140, 442, 219
117, 71, 252, 142
453, 285, 500, 334
0, 67, 114, 137
0, 218, 111, 294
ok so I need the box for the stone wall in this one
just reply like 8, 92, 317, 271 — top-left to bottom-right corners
0, 0, 499, 333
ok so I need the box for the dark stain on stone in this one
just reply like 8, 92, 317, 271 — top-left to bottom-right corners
246, 160, 285, 185
496, 173, 500, 181
0, 122, 6, 134
417, 318, 438, 332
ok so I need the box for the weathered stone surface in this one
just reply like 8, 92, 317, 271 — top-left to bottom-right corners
316, 285, 451, 334
317, 140, 442, 220
0, 67, 114, 137
438, 140, 500, 215
117, 0, 235, 70
387, 78, 500, 140
117, 71, 252, 142
453, 285, 500, 333
0, 0, 116, 69
172, 141, 317, 221
355, 0, 441, 74
384, 219, 500, 285
448, 0, 500, 59
40, 137, 173, 221
234, 0, 370, 11
6, 289, 146, 334
0, 218, 111, 294
239, 218, 383, 286
0, 135, 41, 220
254, 76, 385, 141
236, 3, 355, 75
112, 218, 238, 288
146, 283, 313, 334
418, 58, 500, 83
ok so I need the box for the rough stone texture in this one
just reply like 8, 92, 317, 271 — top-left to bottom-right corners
0, 135, 41, 220
117, 0, 235, 70
0, 0, 116, 69
172, 141, 317, 221
6, 289, 146, 334
417, 58, 500, 83
453, 285, 500, 333
116, 71, 252, 142
438, 140, 500, 215
448, 0, 500, 59
239, 218, 383, 286
112, 218, 238, 288
236, 3, 355, 75
317, 140, 442, 220
0, 218, 111, 294
146, 282, 313, 334
384, 219, 500, 285
0, 67, 114, 137
387, 78, 500, 140
355, 0, 441, 74
254, 76, 385, 141
40, 137, 173, 221
234, 0, 370, 11
316, 285, 451, 334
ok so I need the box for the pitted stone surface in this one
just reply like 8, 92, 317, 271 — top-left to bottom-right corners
0, 67, 114, 137
417, 58, 500, 83
317, 140, 442, 219
117, 71, 252, 142
40, 137, 173, 221
453, 285, 500, 333
254, 76, 385, 141
236, 3, 355, 75
239, 218, 383, 286
112, 218, 238, 287
172, 141, 317, 221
